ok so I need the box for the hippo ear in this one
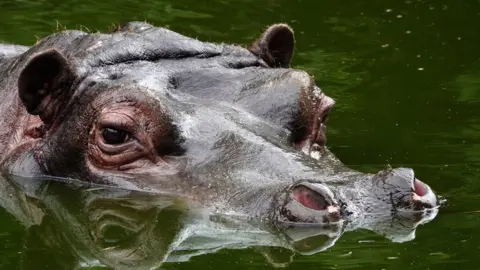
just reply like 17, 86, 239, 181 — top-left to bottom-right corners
249, 24, 295, 68
18, 49, 75, 124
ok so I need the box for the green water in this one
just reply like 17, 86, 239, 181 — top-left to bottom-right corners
0, 0, 479, 269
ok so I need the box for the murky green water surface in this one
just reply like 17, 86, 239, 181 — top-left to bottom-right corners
0, 0, 479, 269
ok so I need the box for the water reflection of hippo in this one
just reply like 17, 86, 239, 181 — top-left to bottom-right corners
0, 174, 437, 269
0, 22, 439, 225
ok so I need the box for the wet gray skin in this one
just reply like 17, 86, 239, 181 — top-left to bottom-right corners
0, 22, 439, 226
0, 173, 438, 269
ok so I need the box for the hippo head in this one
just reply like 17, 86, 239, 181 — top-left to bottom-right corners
2, 22, 439, 226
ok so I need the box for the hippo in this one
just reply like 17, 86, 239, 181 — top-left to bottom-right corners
0, 22, 439, 225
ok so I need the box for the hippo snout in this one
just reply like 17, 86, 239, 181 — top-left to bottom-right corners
372, 167, 439, 211
274, 167, 440, 225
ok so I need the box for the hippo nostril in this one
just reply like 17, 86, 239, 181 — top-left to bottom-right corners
321, 112, 329, 124
292, 185, 328, 211
414, 178, 427, 197
319, 96, 335, 121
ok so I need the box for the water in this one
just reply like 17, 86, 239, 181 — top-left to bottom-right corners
0, 0, 479, 269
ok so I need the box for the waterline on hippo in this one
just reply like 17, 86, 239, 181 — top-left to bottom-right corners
0, 173, 438, 268
0, 21, 441, 227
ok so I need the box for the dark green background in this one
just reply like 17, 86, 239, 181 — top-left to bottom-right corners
1, 0, 479, 269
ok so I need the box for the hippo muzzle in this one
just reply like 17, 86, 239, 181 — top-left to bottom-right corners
273, 167, 439, 225
370, 167, 439, 211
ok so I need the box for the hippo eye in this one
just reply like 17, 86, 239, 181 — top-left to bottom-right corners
101, 127, 131, 145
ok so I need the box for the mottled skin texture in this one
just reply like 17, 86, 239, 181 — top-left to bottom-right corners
0, 22, 439, 224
